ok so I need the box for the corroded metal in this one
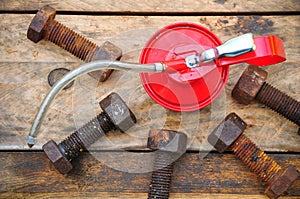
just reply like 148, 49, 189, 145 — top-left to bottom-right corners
231, 134, 282, 184
232, 65, 300, 126
208, 113, 299, 199
27, 5, 122, 81
148, 152, 175, 199
256, 82, 300, 126
147, 129, 187, 199
42, 93, 136, 174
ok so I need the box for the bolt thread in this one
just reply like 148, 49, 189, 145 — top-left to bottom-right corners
256, 82, 300, 126
45, 20, 97, 62
231, 134, 282, 185
58, 112, 115, 161
148, 152, 175, 199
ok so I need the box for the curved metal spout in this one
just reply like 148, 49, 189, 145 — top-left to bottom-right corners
27, 60, 165, 147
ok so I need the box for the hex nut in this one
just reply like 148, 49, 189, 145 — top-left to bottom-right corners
27, 5, 56, 43
232, 65, 268, 104
100, 92, 136, 132
88, 41, 122, 82
265, 166, 299, 199
43, 140, 73, 174
147, 129, 188, 154
208, 112, 247, 153
91, 41, 122, 62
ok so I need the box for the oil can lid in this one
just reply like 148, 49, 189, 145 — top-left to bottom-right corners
140, 22, 229, 112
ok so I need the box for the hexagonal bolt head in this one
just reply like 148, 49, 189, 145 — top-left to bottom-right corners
232, 65, 268, 104
42, 140, 73, 174
265, 166, 299, 199
100, 92, 136, 132
27, 5, 56, 43
147, 129, 188, 154
208, 113, 247, 153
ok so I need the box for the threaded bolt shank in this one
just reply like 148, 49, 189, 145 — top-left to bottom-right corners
256, 82, 300, 126
45, 20, 98, 62
58, 112, 115, 161
231, 134, 282, 185
148, 152, 175, 199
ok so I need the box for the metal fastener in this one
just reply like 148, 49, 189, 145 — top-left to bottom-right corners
147, 129, 188, 199
232, 65, 300, 127
27, 5, 122, 82
208, 113, 299, 199
42, 92, 136, 174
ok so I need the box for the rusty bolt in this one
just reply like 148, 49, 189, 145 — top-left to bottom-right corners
27, 5, 122, 82
147, 129, 187, 199
43, 92, 136, 174
208, 113, 299, 199
232, 65, 300, 127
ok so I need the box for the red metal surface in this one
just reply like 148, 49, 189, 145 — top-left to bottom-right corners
140, 22, 286, 112
217, 35, 286, 66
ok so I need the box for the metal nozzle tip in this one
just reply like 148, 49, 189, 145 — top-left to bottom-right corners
27, 143, 34, 148
27, 135, 36, 148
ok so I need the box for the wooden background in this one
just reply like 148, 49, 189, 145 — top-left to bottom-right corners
0, 0, 299, 198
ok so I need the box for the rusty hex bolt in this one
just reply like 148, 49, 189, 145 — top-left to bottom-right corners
27, 5, 122, 82
147, 129, 187, 199
208, 113, 299, 199
42, 92, 136, 174
232, 65, 300, 127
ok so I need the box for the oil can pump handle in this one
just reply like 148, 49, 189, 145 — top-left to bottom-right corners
165, 33, 285, 73
199, 33, 255, 64
165, 33, 256, 72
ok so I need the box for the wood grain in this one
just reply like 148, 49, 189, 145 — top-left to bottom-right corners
1, 15, 300, 63
0, 14, 299, 151
0, 152, 299, 198
0, 3, 299, 199
1, 193, 300, 199
0, 0, 299, 13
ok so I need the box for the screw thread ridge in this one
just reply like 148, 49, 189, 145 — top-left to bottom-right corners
256, 82, 300, 126
59, 112, 115, 161
231, 134, 282, 184
148, 152, 175, 199
46, 20, 97, 61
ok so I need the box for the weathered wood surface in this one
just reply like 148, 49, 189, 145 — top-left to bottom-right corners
0, 152, 299, 198
0, 2, 299, 199
0, 14, 299, 151
4, 193, 300, 199
1, 0, 300, 13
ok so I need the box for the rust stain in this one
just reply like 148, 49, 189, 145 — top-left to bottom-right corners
233, 16, 274, 34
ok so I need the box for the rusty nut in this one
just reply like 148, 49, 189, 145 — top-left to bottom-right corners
208, 112, 247, 153
100, 92, 136, 132
265, 166, 299, 199
90, 41, 122, 62
147, 129, 188, 154
87, 41, 122, 82
42, 140, 73, 174
232, 65, 268, 104
27, 5, 56, 43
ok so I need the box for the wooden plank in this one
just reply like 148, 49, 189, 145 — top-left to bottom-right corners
0, 0, 299, 13
0, 14, 299, 151
1, 15, 300, 63
0, 152, 299, 197
1, 193, 300, 199
0, 62, 299, 151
